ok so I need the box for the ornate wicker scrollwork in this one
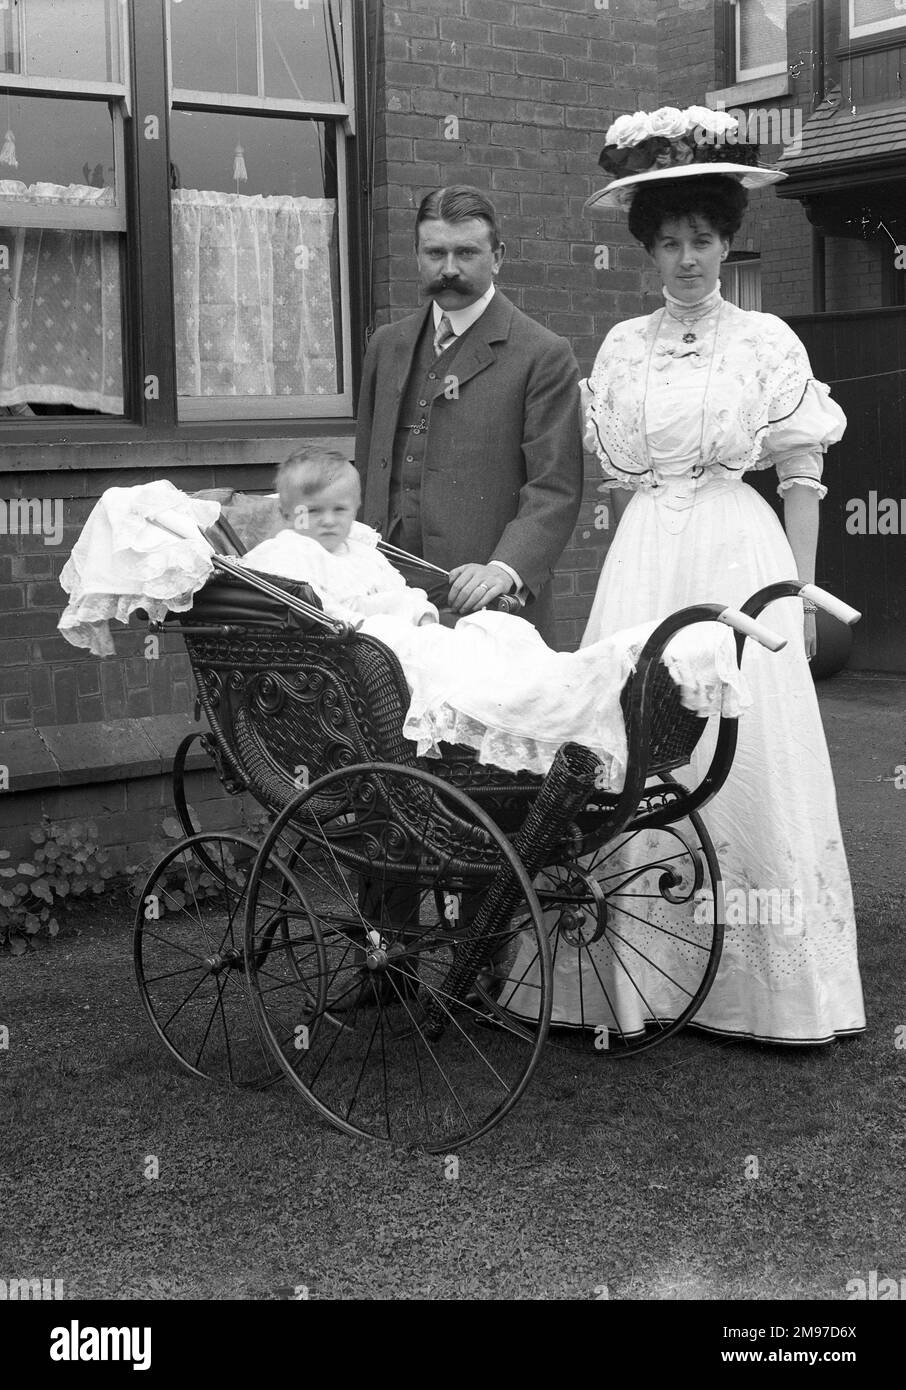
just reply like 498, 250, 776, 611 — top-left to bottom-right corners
251, 673, 285, 715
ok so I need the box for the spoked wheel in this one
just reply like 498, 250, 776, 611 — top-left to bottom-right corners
244, 764, 552, 1152
496, 808, 724, 1055
134, 832, 308, 1088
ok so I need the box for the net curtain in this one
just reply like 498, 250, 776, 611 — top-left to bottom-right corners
171, 188, 339, 400
0, 181, 123, 414
0, 184, 338, 414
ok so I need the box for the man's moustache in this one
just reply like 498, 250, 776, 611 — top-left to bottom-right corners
431, 279, 466, 293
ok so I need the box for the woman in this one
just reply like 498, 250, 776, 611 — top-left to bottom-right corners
563, 108, 864, 1044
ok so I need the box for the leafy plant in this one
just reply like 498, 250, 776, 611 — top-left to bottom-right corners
126, 813, 249, 916
0, 819, 115, 955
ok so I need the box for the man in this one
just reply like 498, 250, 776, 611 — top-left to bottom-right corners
354, 185, 583, 643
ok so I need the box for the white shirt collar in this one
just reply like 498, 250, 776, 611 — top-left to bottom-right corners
432, 283, 495, 337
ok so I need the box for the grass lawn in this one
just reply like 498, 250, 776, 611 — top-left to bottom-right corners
1, 876, 903, 1300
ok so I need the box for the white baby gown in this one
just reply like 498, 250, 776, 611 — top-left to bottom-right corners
242, 523, 751, 787
58, 481, 220, 656
550, 288, 866, 1042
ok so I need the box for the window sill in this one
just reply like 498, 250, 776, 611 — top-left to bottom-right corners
707, 75, 792, 108
837, 32, 906, 59
0, 713, 211, 794
0, 422, 357, 470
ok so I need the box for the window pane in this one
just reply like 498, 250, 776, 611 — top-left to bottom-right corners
261, 0, 344, 104
169, 0, 259, 96
852, 0, 906, 28
0, 225, 123, 414
1, 0, 122, 83
169, 0, 344, 102
170, 114, 342, 403
170, 107, 334, 197
739, 0, 786, 72
723, 260, 761, 312
0, 95, 117, 197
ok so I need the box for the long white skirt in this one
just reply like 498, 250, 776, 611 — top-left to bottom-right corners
536, 480, 865, 1043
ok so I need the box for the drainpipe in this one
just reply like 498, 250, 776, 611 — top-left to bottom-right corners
812, 0, 826, 311
813, 0, 825, 112
812, 224, 826, 312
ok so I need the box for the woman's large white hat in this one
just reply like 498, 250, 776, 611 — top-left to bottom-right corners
585, 106, 786, 214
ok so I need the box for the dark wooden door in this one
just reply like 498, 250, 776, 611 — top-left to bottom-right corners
756, 308, 906, 672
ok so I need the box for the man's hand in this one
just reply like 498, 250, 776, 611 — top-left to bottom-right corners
448, 562, 514, 614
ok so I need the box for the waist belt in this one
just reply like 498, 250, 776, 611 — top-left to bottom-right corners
649, 472, 741, 513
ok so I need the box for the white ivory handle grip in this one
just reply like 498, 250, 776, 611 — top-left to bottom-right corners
718, 608, 787, 652
799, 584, 861, 626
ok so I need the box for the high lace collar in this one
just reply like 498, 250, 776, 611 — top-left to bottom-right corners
662, 282, 723, 321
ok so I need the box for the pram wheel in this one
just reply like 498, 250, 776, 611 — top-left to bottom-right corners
526, 807, 724, 1054
134, 832, 312, 1088
243, 764, 552, 1152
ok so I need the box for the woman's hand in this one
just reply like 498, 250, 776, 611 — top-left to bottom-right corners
804, 610, 817, 661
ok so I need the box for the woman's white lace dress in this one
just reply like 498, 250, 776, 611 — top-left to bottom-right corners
559, 287, 866, 1043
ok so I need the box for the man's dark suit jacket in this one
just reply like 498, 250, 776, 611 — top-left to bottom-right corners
354, 290, 583, 642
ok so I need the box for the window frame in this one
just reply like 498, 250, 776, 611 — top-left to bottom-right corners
848, 1, 906, 41
167, 0, 355, 421
732, 0, 788, 84
0, 0, 130, 231
0, 1, 130, 419
723, 254, 762, 311
0, 0, 360, 440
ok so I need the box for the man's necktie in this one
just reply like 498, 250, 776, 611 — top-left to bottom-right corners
433, 313, 456, 358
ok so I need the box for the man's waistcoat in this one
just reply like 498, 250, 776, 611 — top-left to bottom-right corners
388, 315, 464, 557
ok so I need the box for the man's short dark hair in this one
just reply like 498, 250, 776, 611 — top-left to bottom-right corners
415, 185, 502, 250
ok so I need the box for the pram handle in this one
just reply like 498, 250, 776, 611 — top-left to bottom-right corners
376, 540, 527, 615
799, 583, 861, 626
718, 608, 787, 652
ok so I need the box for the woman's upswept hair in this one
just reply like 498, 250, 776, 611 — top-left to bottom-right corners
627, 175, 748, 250
275, 447, 360, 511
415, 185, 502, 249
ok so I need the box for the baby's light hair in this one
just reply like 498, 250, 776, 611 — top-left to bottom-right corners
275, 447, 361, 514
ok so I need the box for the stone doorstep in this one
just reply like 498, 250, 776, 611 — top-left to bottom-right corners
0, 712, 211, 795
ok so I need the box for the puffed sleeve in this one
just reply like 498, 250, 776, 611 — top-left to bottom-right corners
757, 318, 846, 500
578, 377, 598, 454
582, 319, 653, 490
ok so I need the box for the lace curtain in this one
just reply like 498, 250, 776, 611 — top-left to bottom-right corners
171, 189, 339, 400
0, 181, 123, 414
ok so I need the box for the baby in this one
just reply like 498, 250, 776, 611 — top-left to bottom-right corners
241, 448, 438, 628
239, 448, 748, 786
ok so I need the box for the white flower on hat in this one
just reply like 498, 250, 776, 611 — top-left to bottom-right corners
648, 106, 689, 140
685, 105, 739, 140
606, 111, 654, 147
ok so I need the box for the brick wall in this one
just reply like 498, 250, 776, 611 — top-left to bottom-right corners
369, 0, 658, 650
0, 495, 193, 733
0, 457, 323, 861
